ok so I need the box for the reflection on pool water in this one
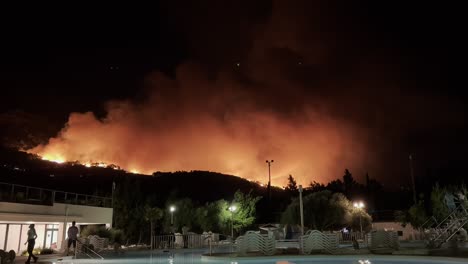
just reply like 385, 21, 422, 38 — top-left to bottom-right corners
54, 250, 466, 264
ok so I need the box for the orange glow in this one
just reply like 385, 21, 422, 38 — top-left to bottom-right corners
27, 64, 371, 186
28, 108, 369, 185
41, 154, 65, 164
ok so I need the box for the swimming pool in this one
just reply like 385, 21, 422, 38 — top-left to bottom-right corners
52, 250, 467, 264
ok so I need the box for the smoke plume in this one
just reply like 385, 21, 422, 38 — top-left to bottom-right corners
27, 0, 460, 186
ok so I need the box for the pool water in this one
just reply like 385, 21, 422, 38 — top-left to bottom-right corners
54, 250, 466, 264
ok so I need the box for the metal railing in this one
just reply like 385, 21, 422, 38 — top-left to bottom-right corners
421, 216, 439, 229
0, 182, 112, 208
151, 233, 219, 250
338, 231, 367, 243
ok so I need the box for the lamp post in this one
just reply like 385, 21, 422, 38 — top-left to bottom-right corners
409, 154, 417, 205
266, 160, 274, 202
353, 201, 365, 233
170, 206, 176, 225
228, 205, 237, 238
299, 185, 304, 236
111, 181, 115, 228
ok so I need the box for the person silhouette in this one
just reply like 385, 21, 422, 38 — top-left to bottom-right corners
24, 224, 38, 263
67, 221, 79, 255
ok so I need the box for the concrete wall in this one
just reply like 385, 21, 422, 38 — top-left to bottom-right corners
372, 221, 419, 240
0, 223, 61, 254
0, 202, 113, 253
0, 202, 112, 224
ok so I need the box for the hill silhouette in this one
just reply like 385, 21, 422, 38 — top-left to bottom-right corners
0, 147, 287, 206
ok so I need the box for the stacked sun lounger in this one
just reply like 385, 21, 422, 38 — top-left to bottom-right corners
236, 231, 276, 256
300, 230, 339, 254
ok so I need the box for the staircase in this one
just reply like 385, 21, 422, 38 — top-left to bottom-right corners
425, 204, 468, 248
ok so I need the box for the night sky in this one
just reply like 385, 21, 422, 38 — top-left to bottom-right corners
0, 1, 463, 187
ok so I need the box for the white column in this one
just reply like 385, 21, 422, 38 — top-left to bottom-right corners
61, 205, 69, 251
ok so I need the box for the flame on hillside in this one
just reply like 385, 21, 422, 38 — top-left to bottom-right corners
28, 102, 369, 185
41, 154, 65, 164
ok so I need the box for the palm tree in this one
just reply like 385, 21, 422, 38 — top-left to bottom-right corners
144, 205, 164, 248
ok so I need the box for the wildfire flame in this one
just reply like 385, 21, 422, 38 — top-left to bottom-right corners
28, 107, 368, 185
41, 154, 65, 164
26, 62, 372, 185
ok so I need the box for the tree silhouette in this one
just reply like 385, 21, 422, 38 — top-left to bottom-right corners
144, 206, 164, 248
308, 181, 326, 193
327, 179, 344, 193
281, 190, 372, 231
343, 169, 354, 196
284, 175, 298, 198
281, 191, 347, 230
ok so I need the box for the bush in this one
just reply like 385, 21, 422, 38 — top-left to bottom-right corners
110, 229, 124, 244
40, 248, 55, 255
21, 248, 41, 256
81, 225, 112, 239
21, 247, 55, 256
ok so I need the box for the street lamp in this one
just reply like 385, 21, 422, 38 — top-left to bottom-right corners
266, 160, 274, 202
228, 205, 237, 238
298, 185, 304, 236
170, 206, 176, 225
353, 201, 365, 233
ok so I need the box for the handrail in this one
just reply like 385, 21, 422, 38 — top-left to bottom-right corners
427, 203, 468, 247
421, 216, 438, 229
432, 204, 463, 230
444, 218, 468, 242
75, 239, 104, 260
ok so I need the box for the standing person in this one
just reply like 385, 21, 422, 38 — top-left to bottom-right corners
24, 224, 38, 263
67, 221, 79, 256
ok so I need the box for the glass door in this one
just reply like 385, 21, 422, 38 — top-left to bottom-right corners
44, 224, 59, 249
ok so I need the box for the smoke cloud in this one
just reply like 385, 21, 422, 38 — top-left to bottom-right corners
27, 0, 460, 186
29, 61, 370, 185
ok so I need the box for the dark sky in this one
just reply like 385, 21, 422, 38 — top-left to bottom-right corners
0, 1, 464, 187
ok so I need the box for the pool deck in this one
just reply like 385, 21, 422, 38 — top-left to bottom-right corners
12, 244, 468, 263
14, 253, 72, 263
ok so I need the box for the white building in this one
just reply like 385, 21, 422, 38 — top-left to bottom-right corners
0, 182, 113, 254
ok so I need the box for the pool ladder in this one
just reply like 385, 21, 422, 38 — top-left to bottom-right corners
75, 240, 105, 260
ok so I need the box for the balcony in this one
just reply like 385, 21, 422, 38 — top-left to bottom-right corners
0, 182, 112, 208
